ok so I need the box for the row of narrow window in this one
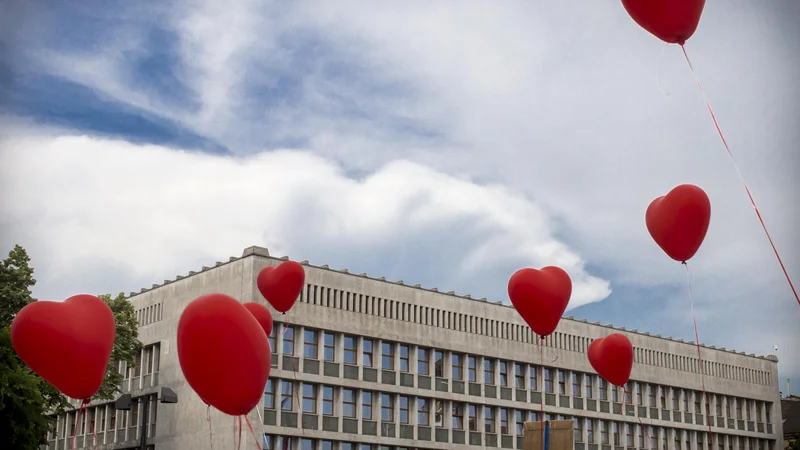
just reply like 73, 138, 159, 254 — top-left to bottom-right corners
134, 302, 163, 327
298, 284, 771, 386
271, 324, 775, 425
264, 435, 775, 450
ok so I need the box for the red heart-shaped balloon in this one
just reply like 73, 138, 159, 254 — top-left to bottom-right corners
243, 302, 273, 337
645, 184, 711, 262
177, 293, 271, 416
507, 266, 572, 338
256, 261, 305, 314
10, 294, 116, 400
588, 333, 634, 387
621, 0, 705, 45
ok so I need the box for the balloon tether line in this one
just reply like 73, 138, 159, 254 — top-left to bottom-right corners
206, 404, 215, 450
682, 261, 715, 447
679, 44, 800, 308
537, 336, 545, 450
238, 415, 243, 450
71, 398, 90, 450
623, 387, 651, 450
244, 415, 261, 450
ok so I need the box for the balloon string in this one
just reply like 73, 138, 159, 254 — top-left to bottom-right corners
656, 41, 671, 97
238, 415, 243, 450
623, 387, 651, 450
682, 262, 715, 447
244, 415, 262, 450
90, 409, 97, 447
71, 399, 89, 450
207, 405, 215, 450
537, 336, 544, 450
679, 44, 800, 308
255, 405, 265, 450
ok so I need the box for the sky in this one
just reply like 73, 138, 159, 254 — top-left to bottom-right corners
0, 1, 798, 392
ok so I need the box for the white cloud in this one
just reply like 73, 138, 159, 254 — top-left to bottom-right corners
3, 0, 798, 380
0, 133, 611, 312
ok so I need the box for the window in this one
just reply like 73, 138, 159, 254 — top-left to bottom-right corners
452, 353, 464, 380
453, 403, 465, 429
638, 425, 644, 448
499, 362, 508, 386
322, 441, 333, 450
626, 424, 633, 446
302, 384, 317, 413
418, 398, 430, 426
530, 366, 538, 390
399, 396, 409, 423
600, 421, 608, 445
544, 368, 554, 393
435, 399, 444, 427
342, 389, 356, 418
558, 370, 566, 395
468, 404, 477, 431
756, 402, 763, 423
418, 348, 430, 375
612, 385, 619, 402
736, 399, 743, 419
587, 419, 594, 443
572, 373, 580, 396
301, 439, 314, 450
322, 386, 334, 415
515, 363, 524, 388
484, 406, 495, 433
673, 390, 679, 410
516, 411, 525, 436
342, 443, 354, 450
323, 332, 335, 361
281, 381, 294, 411
344, 336, 357, 364
362, 391, 373, 420
648, 385, 656, 407
636, 383, 642, 405
434, 351, 443, 378
585, 374, 593, 398
484, 359, 495, 385
500, 408, 509, 435
283, 326, 295, 355
269, 326, 277, 353
381, 342, 394, 370
696, 393, 702, 414
468, 356, 477, 382
264, 379, 275, 409
399, 345, 410, 372
381, 393, 393, 422
363, 339, 374, 367
574, 417, 583, 442
613, 422, 620, 445
278, 436, 292, 450
725, 397, 731, 417
304, 329, 318, 359
683, 390, 689, 411
599, 378, 607, 400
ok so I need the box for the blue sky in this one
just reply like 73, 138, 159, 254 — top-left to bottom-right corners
1, 1, 798, 389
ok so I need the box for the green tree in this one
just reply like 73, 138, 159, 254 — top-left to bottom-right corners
788, 439, 800, 450
0, 245, 142, 449
96, 292, 143, 400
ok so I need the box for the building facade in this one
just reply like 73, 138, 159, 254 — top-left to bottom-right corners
43, 246, 783, 450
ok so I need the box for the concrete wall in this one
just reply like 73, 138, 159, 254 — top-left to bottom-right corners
45, 245, 782, 450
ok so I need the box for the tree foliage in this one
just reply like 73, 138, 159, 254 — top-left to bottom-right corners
96, 293, 142, 400
0, 245, 142, 449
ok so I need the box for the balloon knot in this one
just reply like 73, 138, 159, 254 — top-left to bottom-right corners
82, 398, 91, 405
681, 261, 687, 266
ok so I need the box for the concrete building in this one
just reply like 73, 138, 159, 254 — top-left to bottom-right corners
44, 246, 783, 450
